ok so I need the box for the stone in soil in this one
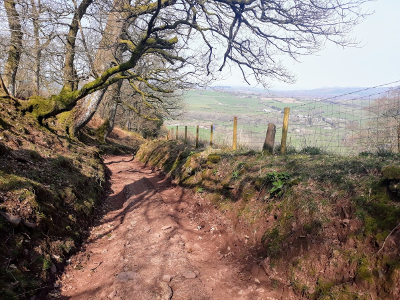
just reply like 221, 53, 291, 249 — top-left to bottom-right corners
182, 271, 197, 279
114, 271, 135, 282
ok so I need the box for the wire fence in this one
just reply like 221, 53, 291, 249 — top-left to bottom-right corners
166, 82, 400, 155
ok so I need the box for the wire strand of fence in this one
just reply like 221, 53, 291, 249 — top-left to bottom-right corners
166, 81, 400, 155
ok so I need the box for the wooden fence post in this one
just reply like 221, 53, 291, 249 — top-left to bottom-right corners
196, 125, 199, 148
233, 117, 237, 150
176, 126, 178, 140
184, 126, 187, 144
263, 123, 276, 155
210, 124, 213, 147
281, 107, 290, 154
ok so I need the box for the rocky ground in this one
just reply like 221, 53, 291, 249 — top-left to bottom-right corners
53, 155, 293, 300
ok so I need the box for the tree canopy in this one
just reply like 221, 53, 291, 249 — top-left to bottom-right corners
0, 0, 371, 134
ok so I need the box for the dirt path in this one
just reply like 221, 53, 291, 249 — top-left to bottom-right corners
55, 155, 294, 300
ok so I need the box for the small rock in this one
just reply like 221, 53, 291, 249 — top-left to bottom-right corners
157, 282, 172, 300
182, 271, 197, 279
9, 264, 17, 269
254, 278, 260, 284
341, 219, 350, 227
115, 271, 135, 282
162, 275, 172, 282
0, 212, 21, 226
51, 263, 57, 274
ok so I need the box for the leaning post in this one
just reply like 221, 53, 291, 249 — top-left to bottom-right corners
233, 117, 237, 151
176, 125, 179, 140
210, 124, 213, 147
184, 126, 188, 144
196, 125, 199, 148
263, 123, 276, 155
280, 107, 290, 154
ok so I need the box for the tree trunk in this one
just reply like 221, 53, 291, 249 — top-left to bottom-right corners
22, 0, 177, 122
72, 88, 109, 135
72, 0, 128, 134
30, 0, 41, 95
0, 74, 10, 97
103, 80, 123, 140
3, 0, 23, 97
62, 0, 94, 92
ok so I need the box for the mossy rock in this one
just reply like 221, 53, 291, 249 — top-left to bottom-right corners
207, 154, 221, 163
382, 165, 400, 180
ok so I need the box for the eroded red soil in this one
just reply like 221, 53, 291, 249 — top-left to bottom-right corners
55, 155, 296, 300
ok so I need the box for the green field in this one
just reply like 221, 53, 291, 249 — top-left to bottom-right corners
166, 89, 386, 154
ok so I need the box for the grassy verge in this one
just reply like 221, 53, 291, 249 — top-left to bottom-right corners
137, 139, 400, 299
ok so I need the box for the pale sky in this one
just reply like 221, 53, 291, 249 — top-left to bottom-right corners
215, 0, 400, 90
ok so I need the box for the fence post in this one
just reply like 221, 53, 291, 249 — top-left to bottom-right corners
263, 123, 276, 155
196, 125, 199, 148
210, 124, 213, 147
171, 128, 174, 140
176, 125, 179, 140
281, 107, 290, 154
233, 117, 237, 150
184, 126, 187, 144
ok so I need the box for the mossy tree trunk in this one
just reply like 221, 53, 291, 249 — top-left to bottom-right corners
22, 37, 158, 120
0, 74, 10, 97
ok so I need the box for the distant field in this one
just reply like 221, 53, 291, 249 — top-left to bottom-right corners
166, 89, 378, 153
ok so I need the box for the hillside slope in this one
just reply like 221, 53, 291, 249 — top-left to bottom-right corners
0, 96, 141, 299
137, 140, 400, 299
